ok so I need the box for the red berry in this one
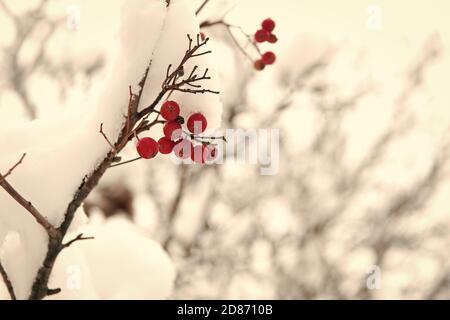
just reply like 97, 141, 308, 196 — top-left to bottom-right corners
158, 137, 175, 154
200, 32, 206, 41
187, 113, 207, 134
254, 29, 269, 43
254, 60, 265, 71
136, 137, 158, 159
191, 145, 206, 164
173, 139, 193, 159
163, 121, 182, 140
262, 18, 275, 32
160, 101, 180, 121
268, 34, 278, 43
261, 51, 276, 65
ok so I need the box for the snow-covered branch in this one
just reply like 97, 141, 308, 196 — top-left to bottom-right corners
0, 0, 223, 300
28, 33, 218, 300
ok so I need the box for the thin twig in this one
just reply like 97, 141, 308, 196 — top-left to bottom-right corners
201, 19, 258, 62
0, 154, 59, 238
0, 261, 16, 300
110, 157, 143, 168
167, 87, 219, 95
99, 123, 117, 153
195, 0, 210, 15
62, 233, 94, 249
0, 178, 59, 238
138, 35, 218, 117
0, 153, 26, 183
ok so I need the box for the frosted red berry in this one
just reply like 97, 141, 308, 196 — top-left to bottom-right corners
173, 139, 193, 159
191, 144, 218, 164
187, 112, 207, 134
136, 137, 158, 159
204, 145, 218, 162
163, 121, 182, 140
200, 32, 206, 41
254, 29, 269, 43
268, 34, 278, 43
191, 145, 213, 164
254, 60, 265, 71
262, 18, 276, 32
158, 137, 175, 154
161, 101, 180, 121
261, 51, 276, 65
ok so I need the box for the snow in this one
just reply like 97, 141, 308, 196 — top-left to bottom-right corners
0, 0, 221, 299
46, 215, 176, 300
139, 0, 223, 129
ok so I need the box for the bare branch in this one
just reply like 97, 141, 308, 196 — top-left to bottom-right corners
62, 233, 94, 249
0, 261, 16, 300
99, 123, 117, 154
195, 0, 210, 16
138, 35, 218, 117
0, 154, 59, 238
201, 19, 260, 62
0, 153, 26, 183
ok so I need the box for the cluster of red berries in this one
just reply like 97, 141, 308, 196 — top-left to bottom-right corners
253, 18, 277, 71
136, 100, 217, 164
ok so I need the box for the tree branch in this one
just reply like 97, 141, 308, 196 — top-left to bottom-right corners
27, 32, 218, 300
62, 233, 94, 249
138, 34, 219, 118
0, 154, 59, 238
0, 261, 16, 300
0, 153, 26, 183
195, 0, 210, 16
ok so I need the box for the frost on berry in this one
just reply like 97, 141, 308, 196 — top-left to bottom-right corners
163, 121, 182, 141
158, 137, 175, 154
161, 101, 180, 121
191, 145, 206, 164
187, 113, 208, 134
262, 18, 276, 32
136, 137, 158, 159
254, 29, 270, 43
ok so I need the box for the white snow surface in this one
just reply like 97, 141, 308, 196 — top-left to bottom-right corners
0, 0, 221, 299
46, 215, 176, 300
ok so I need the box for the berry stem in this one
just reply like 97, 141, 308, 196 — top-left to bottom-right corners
110, 157, 143, 168
201, 20, 262, 62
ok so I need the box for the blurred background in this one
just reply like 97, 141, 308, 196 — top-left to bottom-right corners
1, 0, 449, 299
